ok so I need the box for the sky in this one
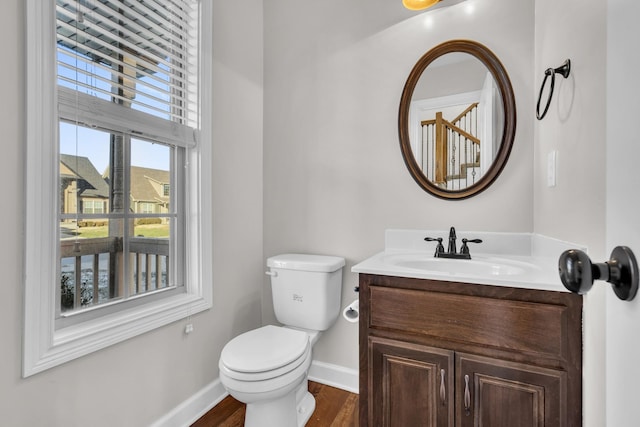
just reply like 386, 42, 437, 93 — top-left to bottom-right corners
60, 122, 170, 173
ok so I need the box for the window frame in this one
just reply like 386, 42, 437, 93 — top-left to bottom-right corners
56, 129, 183, 326
23, 0, 212, 377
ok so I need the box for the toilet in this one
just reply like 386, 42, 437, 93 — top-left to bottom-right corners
218, 254, 345, 427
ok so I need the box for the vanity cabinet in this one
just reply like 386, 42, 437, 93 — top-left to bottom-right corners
359, 273, 582, 427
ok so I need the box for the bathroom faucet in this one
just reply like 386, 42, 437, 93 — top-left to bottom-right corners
424, 227, 482, 259
447, 227, 457, 254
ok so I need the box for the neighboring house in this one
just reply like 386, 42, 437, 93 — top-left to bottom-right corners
128, 166, 170, 215
60, 155, 170, 217
59, 154, 109, 216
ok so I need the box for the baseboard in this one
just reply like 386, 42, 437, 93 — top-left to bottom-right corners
150, 378, 228, 427
151, 360, 358, 427
308, 360, 359, 394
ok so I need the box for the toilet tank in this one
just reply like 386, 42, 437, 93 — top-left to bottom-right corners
267, 254, 345, 331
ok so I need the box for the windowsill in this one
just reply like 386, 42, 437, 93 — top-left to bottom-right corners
56, 286, 180, 328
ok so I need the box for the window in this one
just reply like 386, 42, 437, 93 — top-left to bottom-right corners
60, 131, 173, 315
81, 200, 105, 214
138, 202, 157, 214
24, 0, 212, 376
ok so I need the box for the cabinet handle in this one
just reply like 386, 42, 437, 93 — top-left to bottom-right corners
464, 374, 471, 416
439, 369, 446, 405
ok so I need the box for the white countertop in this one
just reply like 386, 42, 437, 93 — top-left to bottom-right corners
351, 229, 587, 293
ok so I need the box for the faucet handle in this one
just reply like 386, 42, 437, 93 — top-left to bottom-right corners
425, 237, 445, 256
460, 238, 483, 255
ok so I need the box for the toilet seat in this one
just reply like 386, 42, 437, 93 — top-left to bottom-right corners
220, 325, 310, 382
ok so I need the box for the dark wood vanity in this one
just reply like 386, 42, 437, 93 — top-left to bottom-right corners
358, 273, 582, 427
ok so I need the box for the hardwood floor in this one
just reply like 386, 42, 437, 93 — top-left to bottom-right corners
191, 381, 358, 427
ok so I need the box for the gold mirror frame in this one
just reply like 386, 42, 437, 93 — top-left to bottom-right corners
398, 40, 516, 200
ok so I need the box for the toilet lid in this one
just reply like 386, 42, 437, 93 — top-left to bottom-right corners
220, 325, 309, 373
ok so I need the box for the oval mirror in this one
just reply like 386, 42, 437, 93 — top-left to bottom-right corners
398, 40, 516, 200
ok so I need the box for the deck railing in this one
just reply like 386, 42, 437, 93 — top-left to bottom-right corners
60, 236, 169, 312
130, 237, 169, 294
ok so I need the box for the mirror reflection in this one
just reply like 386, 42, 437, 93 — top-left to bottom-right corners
398, 40, 516, 200
408, 53, 504, 191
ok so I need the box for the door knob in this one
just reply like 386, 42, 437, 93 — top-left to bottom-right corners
558, 246, 639, 301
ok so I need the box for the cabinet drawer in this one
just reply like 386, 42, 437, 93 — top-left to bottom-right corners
369, 286, 568, 360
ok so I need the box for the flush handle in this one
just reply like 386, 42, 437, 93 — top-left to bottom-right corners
558, 246, 639, 301
265, 271, 277, 277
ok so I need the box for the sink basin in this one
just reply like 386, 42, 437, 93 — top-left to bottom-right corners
381, 253, 539, 277
351, 230, 578, 291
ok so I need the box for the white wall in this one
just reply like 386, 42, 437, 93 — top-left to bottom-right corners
533, 1, 606, 258
263, 0, 534, 370
606, 0, 640, 425
1, 1, 264, 425
533, 0, 607, 425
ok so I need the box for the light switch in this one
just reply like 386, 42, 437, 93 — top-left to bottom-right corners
547, 150, 557, 187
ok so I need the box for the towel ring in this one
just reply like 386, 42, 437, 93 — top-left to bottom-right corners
536, 59, 571, 120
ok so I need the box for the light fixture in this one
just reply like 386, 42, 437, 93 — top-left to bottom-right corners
403, 0, 441, 11
403, 0, 467, 12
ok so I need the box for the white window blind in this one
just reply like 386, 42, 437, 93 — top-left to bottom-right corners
56, 0, 199, 146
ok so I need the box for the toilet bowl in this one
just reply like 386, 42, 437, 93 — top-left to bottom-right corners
219, 325, 316, 427
218, 254, 345, 427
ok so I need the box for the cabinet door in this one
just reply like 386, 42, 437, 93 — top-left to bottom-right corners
456, 353, 566, 427
370, 337, 454, 427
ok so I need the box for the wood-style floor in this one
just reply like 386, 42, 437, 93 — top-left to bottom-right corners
191, 381, 358, 427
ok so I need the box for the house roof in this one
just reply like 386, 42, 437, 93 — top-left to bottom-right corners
129, 166, 170, 203
59, 154, 110, 199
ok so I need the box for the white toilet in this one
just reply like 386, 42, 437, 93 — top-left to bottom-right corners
218, 254, 345, 427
